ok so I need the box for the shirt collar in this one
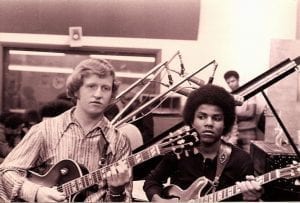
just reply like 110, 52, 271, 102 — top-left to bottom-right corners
61, 107, 117, 155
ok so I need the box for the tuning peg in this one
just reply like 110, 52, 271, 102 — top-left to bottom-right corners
175, 152, 181, 160
185, 150, 189, 157
295, 179, 300, 185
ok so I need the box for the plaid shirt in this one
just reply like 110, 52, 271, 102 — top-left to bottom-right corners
0, 107, 132, 202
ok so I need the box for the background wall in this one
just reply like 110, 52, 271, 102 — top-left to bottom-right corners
0, 0, 199, 40
0, 0, 299, 137
0, 0, 297, 88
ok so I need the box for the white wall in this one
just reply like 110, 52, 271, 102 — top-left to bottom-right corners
1, 0, 298, 90
85, 0, 298, 90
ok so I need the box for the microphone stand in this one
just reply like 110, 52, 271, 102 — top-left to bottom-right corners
207, 61, 218, 84
233, 56, 300, 159
261, 91, 300, 158
114, 60, 216, 128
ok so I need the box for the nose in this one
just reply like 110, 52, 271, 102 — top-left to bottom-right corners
93, 87, 103, 98
204, 116, 213, 126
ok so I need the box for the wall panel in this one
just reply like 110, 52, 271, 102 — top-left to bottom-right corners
0, 0, 200, 40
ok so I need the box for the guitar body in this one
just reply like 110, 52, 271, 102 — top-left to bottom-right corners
28, 159, 91, 202
163, 176, 210, 201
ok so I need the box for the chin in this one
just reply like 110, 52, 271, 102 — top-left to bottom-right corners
89, 109, 104, 116
200, 138, 219, 145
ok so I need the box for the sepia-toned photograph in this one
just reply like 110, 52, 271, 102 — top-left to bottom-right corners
0, 0, 300, 202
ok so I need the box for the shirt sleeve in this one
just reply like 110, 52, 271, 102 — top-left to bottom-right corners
143, 154, 177, 201
0, 124, 44, 201
105, 129, 133, 202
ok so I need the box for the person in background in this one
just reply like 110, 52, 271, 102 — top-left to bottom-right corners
0, 58, 132, 202
143, 84, 263, 202
39, 98, 74, 119
0, 112, 14, 163
22, 109, 42, 133
224, 70, 258, 153
3, 113, 26, 149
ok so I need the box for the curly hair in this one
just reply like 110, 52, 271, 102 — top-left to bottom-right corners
182, 84, 236, 135
66, 58, 119, 99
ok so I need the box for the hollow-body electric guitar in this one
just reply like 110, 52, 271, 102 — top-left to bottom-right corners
26, 126, 198, 202
163, 162, 300, 202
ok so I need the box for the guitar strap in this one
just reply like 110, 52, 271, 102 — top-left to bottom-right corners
98, 128, 109, 168
212, 140, 232, 192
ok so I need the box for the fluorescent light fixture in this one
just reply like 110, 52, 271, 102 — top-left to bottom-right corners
116, 72, 146, 78
90, 54, 155, 62
8, 65, 73, 74
9, 65, 145, 78
9, 50, 66, 57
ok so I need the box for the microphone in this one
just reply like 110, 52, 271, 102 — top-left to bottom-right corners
173, 86, 194, 97
185, 75, 205, 87
165, 64, 173, 85
178, 52, 185, 76
207, 62, 218, 84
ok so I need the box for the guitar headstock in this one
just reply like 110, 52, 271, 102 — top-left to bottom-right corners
279, 161, 300, 180
158, 125, 199, 159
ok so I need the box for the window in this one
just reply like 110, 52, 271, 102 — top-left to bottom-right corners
2, 47, 161, 113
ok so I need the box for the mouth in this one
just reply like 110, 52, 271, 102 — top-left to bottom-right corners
90, 101, 103, 106
201, 130, 215, 136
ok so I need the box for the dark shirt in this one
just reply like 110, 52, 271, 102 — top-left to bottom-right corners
143, 143, 254, 201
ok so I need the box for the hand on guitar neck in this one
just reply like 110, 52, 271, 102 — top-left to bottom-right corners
236, 175, 263, 201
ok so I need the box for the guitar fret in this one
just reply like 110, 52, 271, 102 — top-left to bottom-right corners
128, 156, 135, 167
85, 174, 90, 186
81, 176, 87, 188
221, 189, 225, 201
202, 194, 208, 202
208, 193, 213, 202
96, 170, 102, 181
271, 170, 277, 181
74, 179, 79, 193
142, 150, 150, 160
92, 172, 98, 184
64, 183, 72, 196
101, 167, 108, 179
70, 181, 75, 193
234, 185, 238, 196
134, 153, 142, 165
228, 186, 233, 197
217, 190, 222, 201
67, 182, 74, 195
74, 178, 81, 191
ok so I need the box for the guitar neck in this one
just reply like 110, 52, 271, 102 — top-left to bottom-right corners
199, 170, 279, 202
60, 145, 160, 196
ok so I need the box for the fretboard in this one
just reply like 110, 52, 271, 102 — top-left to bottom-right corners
59, 144, 160, 196
198, 169, 279, 202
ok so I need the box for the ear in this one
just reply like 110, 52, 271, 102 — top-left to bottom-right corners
74, 91, 79, 99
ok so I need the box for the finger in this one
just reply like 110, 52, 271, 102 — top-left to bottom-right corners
116, 160, 127, 173
245, 175, 255, 181
110, 165, 117, 176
